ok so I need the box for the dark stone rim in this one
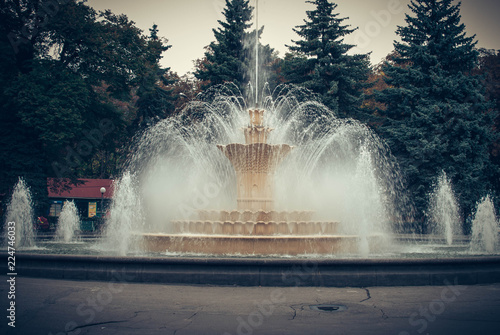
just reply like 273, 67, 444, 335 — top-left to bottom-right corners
10, 253, 500, 287
13, 253, 500, 266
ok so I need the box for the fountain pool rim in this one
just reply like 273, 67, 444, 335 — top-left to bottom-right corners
13, 252, 500, 287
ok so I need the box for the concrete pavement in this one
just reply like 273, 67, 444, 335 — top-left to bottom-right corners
1, 276, 500, 335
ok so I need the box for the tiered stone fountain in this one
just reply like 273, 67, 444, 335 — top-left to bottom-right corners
141, 109, 381, 255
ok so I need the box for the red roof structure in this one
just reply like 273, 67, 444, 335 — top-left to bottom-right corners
47, 178, 114, 199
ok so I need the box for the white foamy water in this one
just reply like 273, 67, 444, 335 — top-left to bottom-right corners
56, 200, 81, 242
99, 85, 412, 255
4, 178, 36, 248
470, 195, 499, 253
102, 172, 144, 255
427, 171, 460, 245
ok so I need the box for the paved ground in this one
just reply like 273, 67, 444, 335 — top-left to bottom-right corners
1, 276, 500, 335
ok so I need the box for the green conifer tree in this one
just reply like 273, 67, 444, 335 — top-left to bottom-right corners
134, 24, 176, 130
375, 0, 497, 228
195, 0, 252, 93
282, 0, 370, 119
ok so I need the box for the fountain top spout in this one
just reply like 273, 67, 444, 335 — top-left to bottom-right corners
244, 109, 273, 144
217, 108, 291, 211
249, 109, 264, 127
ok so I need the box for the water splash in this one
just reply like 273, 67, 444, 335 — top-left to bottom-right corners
470, 195, 498, 253
4, 178, 36, 248
427, 171, 460, 245
103, 84, 411, 255
102, 172, 143, 255
269, 87, 406, 242
56, 201, 81, 242
254, 0, 259, 106
351, 145, 388, 255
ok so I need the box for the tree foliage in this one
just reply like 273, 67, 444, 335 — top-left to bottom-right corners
133, 24, 176, 131
474, 48, 500, 195
195, 0, 252, 93
244, 27, 281, 103
374, 0, 497, 228
282, 0, 371, 119
0, 0, 173, 215
194, 0, 280, 103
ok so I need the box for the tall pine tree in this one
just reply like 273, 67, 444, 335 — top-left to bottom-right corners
194, 0, 252, 94
375, 0, 497, 229
282, 0, 370, 119
134, 24, 177, 130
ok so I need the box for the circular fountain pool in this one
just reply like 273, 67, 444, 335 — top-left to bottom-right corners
4, 86, 500, 286
19, 233, 499, 259
13, 239, 500, 287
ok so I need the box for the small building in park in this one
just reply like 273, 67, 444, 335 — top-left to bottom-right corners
47, 178, 114, 230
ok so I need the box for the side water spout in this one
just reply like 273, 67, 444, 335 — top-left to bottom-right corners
4, 178, 36, 248
470, 195, 499, 253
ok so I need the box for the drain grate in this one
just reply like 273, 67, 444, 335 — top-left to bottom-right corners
310, 304, 347, 312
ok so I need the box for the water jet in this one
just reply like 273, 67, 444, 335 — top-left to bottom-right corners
427, 171, 460, 245
55, 200, 81, 243
470, 195, 499, 253
138, 107, 386, 256
4, 178, 36, 248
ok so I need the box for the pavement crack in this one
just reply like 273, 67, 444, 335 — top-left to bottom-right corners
371, 305, 389, 320
378, 307, 389, 319
289, 304, 300, 320
66, 319, 131, 334
360, 288, 371, 302
65, 311, 141, 334
173, 309, 202, 335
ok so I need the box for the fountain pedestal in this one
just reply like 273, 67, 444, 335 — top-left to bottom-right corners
140, 109, 383, 255
217, 110, 292, 211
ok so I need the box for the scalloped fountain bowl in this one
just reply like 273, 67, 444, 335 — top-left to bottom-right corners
134, 109, 387, 256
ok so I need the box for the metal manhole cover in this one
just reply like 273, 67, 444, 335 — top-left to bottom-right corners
310, 304, 347, 312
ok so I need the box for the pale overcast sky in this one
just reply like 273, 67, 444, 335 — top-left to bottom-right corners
86, 0, 500, 75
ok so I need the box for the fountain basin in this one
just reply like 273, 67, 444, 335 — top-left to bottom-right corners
140, 233, 385, 255
172, 220, 340, 235
197, 210, 315, 222
14, 253, 500, 287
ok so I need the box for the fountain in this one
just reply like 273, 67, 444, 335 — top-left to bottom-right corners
3, 178, 36, 248
97, 0, 402, 256
102, 172, 143, 255
10, 1, 500, 288
55, 200, 81, 242
139, 108, 387, 255
470, 195, 499, 253
427, 171, 460, 245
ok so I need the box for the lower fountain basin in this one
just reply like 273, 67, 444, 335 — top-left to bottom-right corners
11, 234, 500, 287
172, 220, 341, 235
140, 233, 386, 255
14, 252, 500, 287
